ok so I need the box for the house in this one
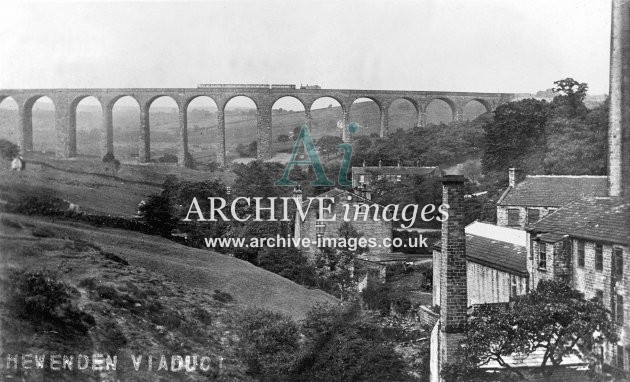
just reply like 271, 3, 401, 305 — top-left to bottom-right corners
351, 162, 442, 188
432, 221, 528, 308
526, 196, 630, 372
496, 168, 608, 228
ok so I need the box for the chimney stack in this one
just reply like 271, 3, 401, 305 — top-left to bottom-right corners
438, 175, 467, 369
608, 0, 630, 199
508, 168, 519, 188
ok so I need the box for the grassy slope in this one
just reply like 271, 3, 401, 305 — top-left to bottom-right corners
0, 213, 252, 381
0, 213, 336, 320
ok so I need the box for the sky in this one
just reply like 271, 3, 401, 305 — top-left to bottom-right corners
0, 0, 613, 108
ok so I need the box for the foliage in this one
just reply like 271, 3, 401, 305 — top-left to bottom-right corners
316, 135, 343, 160
2, 269, 95, 335
0, 139, 19, 160
482, 98, 550, 177
257, 247, 318, 287
10, 194, 66, 216
290, 302, 412, 381
138, 193, 177, 237
277, 134, 290, 143
551, 78, 589, 118
238, 308, 301, 380
445, 280, 618, 380
212, 289, 234, 303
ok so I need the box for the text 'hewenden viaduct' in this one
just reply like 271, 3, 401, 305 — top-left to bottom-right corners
0, 86, 520, 167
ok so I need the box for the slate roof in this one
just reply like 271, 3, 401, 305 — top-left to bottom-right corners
352, 166, 440, 176
497, 175, 608, 207
465, 233, 528, 277
526, 197, 630, 246
432, 222, 528, 277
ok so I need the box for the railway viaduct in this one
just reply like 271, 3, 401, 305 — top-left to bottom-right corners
0, 87, 521, 167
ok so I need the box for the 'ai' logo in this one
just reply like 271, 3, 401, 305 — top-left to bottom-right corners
275, 122, 359, 187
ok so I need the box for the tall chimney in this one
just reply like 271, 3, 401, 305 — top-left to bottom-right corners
438, 175, 467, 369
508, 168, 519, 188
609, 0, 630, 199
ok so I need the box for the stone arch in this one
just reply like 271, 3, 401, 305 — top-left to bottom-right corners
271, 96, 307, 153
223, 95, 259, 162
185, 95, 220, 167
463, 98, 492, 121
24, 95, 55, 154
426, 97, 457, 125
70, 95, 103, 157
349, 97, 382, 136
147, 95, 180, 163
109, 95, 141, 160
388, 98, 419, 131
0, 96, 20, 146
314, 95, 347, 114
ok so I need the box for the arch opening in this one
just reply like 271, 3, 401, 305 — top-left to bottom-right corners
29, 96, 56, 154
0, 97, 19, 146
186, 96, 219, 168
73, 96, 102, 157
148, 96, 179, 164
271, 96, 306, 157
111, 96, 141, 160
388, 98, 418, 132
463, 99, 491, 121
426, 98, 455, 126
224, 96, 258, 164
349, 98, 381, 137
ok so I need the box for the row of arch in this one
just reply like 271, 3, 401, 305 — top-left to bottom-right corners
0, 92, 496, 167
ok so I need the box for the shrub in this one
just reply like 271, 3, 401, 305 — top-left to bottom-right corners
102, 152, 115, 163
3, 269, 95, 335
158, 153, 178, 163
0, 139, 19, 160
138, 193, 177, 237
212, 289, 234, 303
238, 308, 300, 380
11, 195, 66, 216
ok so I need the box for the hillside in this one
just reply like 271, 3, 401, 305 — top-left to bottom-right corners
0, 212, 336, 380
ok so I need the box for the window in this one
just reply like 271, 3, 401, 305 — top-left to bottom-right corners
507, 209, 520, 226
359, 175, 365, 184
539, 242, 547, 270
616, 294, 624, 323
618, 345, 625, 369
615, 248, 624, 278
577, 241, 585, 267
595, 243, 603, 271
527, 208, 540, 224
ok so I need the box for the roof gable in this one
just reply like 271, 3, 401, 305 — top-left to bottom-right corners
498, 175, 608, 207
526, 197, 630, 245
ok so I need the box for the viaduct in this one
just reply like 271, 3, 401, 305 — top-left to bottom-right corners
0, 87, 521, 167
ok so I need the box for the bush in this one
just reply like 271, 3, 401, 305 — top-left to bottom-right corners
158, 153, 178, 163
238, 308, 300, 380
3, 269, 95, 335
292, 303, 412, 381
0, 139, 19, 160
10, 195, 66, 216
138, 193, 177, 237
102, 152, 115, 163
212, 289, 234, 303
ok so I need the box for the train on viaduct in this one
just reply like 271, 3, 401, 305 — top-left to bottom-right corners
0, 85, 521, 167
